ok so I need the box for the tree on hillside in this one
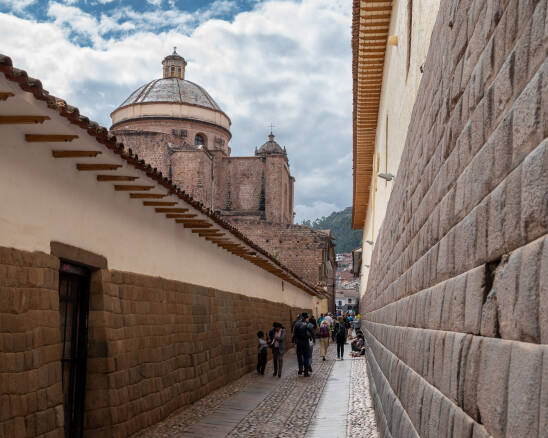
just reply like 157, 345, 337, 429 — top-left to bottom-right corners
301, 207, 362, 253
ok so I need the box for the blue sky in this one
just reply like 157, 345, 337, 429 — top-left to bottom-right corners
0, 0, 352, 221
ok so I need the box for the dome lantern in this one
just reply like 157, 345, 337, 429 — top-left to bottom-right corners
255, 131, 286, 157
162, 47, 187, 79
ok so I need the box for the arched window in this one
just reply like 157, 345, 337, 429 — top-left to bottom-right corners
195, 134, 205, 146
177, 67, 181, 78
170, 66, 175, 77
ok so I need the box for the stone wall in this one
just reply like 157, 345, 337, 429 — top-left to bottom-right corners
113, 131, 173, 177
0, 246, 307, 438
85, 269, 304, 437
214, 155, 294, 225
172, 149, 213, 208
232, 221, 336, 311
112, 118, 231, 155
361, 0, 547, 437
217, 157, 264, 212
264, 156, 293, 225
0, 247, 64, 438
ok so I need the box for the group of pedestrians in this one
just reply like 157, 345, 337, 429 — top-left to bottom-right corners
292, 312, 316, 376
256, 311, 363, 379
256, 321, 286, 377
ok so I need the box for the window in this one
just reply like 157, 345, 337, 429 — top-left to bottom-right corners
348, 298, 352, 303
170, 66, 175, 77
177, 67, 181, 78
338, 301, 342, 306
195, 134, 205, 146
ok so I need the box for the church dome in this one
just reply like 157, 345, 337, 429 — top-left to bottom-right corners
256, 133, 285, 156
110, 49, 231, 133
118, 78, 222, 112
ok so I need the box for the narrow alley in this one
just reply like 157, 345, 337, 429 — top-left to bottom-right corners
133, 345, 378, 438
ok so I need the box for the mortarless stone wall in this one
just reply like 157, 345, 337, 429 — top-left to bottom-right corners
0, 247, 64, 438
85, 269, 305, 437
0, 246, 307, 438
361, 0, 548, 437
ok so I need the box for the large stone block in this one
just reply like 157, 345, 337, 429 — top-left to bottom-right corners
477, 338, 512, 437
521, 139, 548, 243
506, 342, 543, 437
495, 248, 521, 340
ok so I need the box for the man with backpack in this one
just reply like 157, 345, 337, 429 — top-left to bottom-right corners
334, 316, 347, 360
293, 312, 314, 376
318, 319, 330, 361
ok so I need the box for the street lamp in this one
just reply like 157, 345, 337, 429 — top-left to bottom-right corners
364, 264, 370, 268
378, 172, 395, 181
366, 240, 374, 245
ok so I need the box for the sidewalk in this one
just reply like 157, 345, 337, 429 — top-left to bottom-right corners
133, 343, 377, 437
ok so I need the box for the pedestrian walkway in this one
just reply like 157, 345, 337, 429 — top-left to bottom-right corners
133, 343, 378, 437
306, 351, 352, 437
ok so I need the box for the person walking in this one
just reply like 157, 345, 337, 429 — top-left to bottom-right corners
307, 315, 317, 372
293, 312, 313, 376
267, 321, 276, 344
334, 316, 347, 360
344, 314, 351, 342
271, 322, 286, 378
318, 319, 330, 361
318, 313, 324, 325
257, 331, 267, 374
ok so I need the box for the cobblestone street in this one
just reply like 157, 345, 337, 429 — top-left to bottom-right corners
133, 343, 378, 438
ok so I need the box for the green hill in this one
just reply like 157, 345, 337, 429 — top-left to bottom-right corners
301, 207, 362, 253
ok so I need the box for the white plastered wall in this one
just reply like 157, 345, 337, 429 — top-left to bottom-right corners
359, 0, 441, 298
0, 77, 312, 310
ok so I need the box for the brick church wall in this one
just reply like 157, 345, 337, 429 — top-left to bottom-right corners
264, 157, 292, 224
217, 157, 264, 212
232, 221, 335, 294
361, 0, 548, 437
113, 131, 172, 177
0, 246, 307, 438
0, 247, 64, 438
171, 150, 213, 208
112, 118, 230, 155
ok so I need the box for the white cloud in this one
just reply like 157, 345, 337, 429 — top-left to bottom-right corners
0, 0, 353, 220
0, 0, 35, 11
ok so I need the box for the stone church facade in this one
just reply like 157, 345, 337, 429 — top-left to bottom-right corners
110, 50, 336, 311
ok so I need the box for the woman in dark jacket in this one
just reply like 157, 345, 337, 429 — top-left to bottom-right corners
271, 322, 286, 378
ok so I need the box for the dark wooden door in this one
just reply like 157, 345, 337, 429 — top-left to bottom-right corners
58, 262, 90, 438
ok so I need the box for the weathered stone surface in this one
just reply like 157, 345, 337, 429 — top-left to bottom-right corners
506, 342, 543, 438
477, 338, 511, 437
362, 0, 547, 435
0, 246, 64, 438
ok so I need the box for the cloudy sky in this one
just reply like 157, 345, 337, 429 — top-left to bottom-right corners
0, 0, 352, 222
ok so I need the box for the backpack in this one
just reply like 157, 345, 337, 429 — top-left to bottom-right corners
335, 322, 346, 341
294, 320, 310, 342
319, 325, 329, 338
